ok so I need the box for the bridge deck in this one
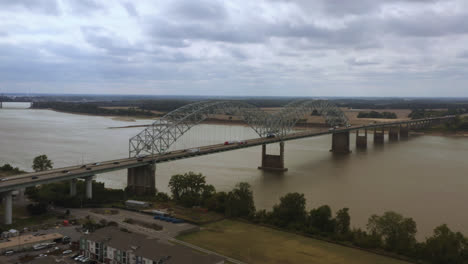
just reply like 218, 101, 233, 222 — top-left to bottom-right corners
0, 116, 452, 193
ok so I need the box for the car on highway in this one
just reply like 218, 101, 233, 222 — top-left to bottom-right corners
86, 167, 92, 171
93, 162, 101, 166
113, 161, 120, 164
62, 170, 69, 173
266, 133, 275, 138
4, 250, 14, 256
188, 148, 200, 153
0, 178, 8, 182
80, 165, 86, 168
31, 176, 38, 179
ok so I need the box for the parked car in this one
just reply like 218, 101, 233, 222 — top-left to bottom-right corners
62, 250, 73, 255
4, 250, 14, 256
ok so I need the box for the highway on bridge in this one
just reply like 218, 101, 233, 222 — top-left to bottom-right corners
0, 116, 451, 193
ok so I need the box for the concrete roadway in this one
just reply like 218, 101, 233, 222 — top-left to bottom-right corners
0, 116, 452, 193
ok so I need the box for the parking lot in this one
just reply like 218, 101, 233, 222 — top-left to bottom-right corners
71, 208, 199, 241
0, 225, 82, 264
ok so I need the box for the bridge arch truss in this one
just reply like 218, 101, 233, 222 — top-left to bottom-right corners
129, 100, 349, 157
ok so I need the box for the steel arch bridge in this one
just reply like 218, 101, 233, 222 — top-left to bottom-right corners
129, 100, 349, 157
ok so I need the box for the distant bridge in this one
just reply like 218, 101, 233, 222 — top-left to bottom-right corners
0, 99, 455, 225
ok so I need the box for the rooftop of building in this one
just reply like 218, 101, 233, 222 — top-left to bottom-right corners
83, 227, 224, 264
0, 233, 63, 250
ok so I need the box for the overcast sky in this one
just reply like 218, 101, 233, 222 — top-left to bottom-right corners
1, 0, 468, 97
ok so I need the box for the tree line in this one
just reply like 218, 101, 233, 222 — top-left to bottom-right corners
167, 172, 468, 264
357, 111, 397, 119
32, 101, 159, 117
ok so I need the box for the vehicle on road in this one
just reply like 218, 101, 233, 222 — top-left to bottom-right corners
188, 148, 200, 153
62, 170, 69, 173
266, 133, 275, 138
93, 162, 101, 166
31, 176, 38, 179
33, 243, 48, 250
63, 249, 73, 255
4, 250, 14, 256
80, 165, 86, 168
0, 178, 8, 181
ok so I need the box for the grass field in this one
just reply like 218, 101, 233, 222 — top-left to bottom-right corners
178, 220, 412, 264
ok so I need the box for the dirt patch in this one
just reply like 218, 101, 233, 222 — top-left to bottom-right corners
91, 209, 119, 215
123, 218, 163, 231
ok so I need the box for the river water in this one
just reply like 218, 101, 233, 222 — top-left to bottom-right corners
1, 105, 467, 239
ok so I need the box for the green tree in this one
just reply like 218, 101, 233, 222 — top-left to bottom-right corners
335, 208, 351, 235
308, 205, 335, 233
32, 155, 53, 172
168, 172, 213, 207
423, 224, 468, 264
272, 192, 307, 228
367, 211, 417, 255
225, 182, 255, 218
204, 191, 227, 213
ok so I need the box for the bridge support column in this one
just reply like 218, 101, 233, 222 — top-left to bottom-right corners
2, 191, 13, 225
389, 126, 399, 141
355, 129, 367, 149
127, 164, 156, 195
85, 177, 93, 199
70, 179, 77, 196
258, 142, 287, 171
331, 131, 350, 154
400, 124, 409, 139
374, 127, 384, 145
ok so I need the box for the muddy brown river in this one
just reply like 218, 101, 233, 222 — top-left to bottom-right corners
1, 103, 467, 239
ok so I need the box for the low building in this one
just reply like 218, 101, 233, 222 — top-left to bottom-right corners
80, 227, 224, 264
125, 200, 151, 208
0, 233, 63, 253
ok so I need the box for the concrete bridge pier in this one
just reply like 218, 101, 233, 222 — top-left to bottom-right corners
355, 129, 367, 149
258, 142, 287, 171
374, 127, 385, 145
389, 126, 399, 141
127, 163, 156, 195
331, 131, 351, 154
400, 124, 409, 139
70, 179, 77, 196
2, 191, 13, 225
85, 176, 94, 199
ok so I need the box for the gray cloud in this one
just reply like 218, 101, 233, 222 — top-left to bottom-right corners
0, 0, 60, 15
0, 0, 468, 96
122, 2, 138, 17
167, 0, 227, 21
